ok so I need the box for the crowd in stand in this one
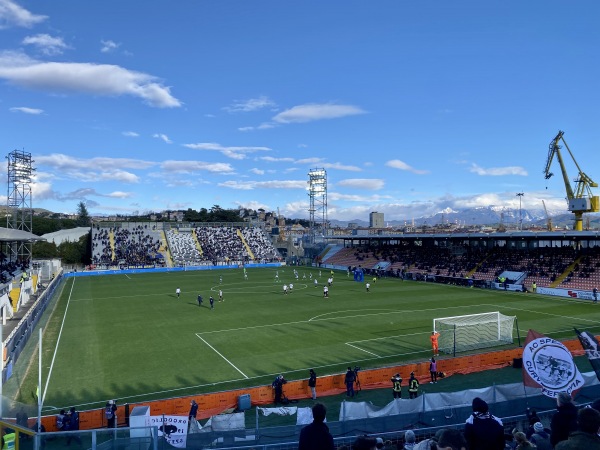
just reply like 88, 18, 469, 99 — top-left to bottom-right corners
0, 252, 29, 284
195, 226, 248, 263
91, 225, 162, 267
113, 225, 162, 266
299, 394, 600, 449
240, 227, 280, 261
325, 244, 600, 291
91, 225, 280, 268
194, 226, 280, 264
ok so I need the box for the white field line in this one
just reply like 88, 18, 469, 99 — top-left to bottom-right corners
124, 274, 131, 279
42, 277, 76, 405
195, 334, 248, 379
498, 303, 600, 324
345, 343, 382, 358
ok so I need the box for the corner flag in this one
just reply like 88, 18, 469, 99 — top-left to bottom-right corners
522, 329, 584, 398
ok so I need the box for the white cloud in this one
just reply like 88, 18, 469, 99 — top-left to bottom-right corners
385, 159, 430, 175
161, 160, 235, 174
101, 40, 120, 53
223, 95, 277, 113
0, 51, 182, 108
35, 154, 155, 171
153, 133, 173, 144
259, 156, 295, 163
22, 34, 69, 56
122, 131, 139, 137
218, 180, 307, 190
234, 200, 270, 211
0, 0, 47, 29
238, 126, 255, 132
329, 192, 391, 202
469, 163, 528, 176
337, 178, 385, 190
106, 191, 132, 198
10, 106, 43, 114
272, 103, 366, 124
184, 142, 271, 160
295, 157, 323, 164
321, 162, 362, 172
250, 168, 265, 175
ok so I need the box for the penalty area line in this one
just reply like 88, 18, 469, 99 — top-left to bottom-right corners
195, 334, 248, 379
345, 342, 382, 358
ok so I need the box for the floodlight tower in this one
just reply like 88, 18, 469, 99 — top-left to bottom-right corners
6, 149, 35, 262
308, 168, 328, 244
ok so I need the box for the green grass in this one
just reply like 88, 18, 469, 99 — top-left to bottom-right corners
9, 267, 600, 412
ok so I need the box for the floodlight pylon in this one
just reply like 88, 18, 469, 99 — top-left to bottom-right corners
308, 168, 327, 244
6, 149, 35, 262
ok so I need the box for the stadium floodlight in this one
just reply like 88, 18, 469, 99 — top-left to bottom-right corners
308, 168, 327, 244
433, 312, 516, 356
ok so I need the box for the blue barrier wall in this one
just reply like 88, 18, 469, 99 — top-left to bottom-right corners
63, 262, 282, 278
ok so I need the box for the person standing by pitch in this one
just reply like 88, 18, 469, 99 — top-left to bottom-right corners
308, 369, 317, 400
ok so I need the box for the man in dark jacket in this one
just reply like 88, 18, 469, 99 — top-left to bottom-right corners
464, 397, 504, 450
344, 367, 356, 397
308, 369, 317, 400
271, 375, 287, 404
550, 392, 578, 447
298, 402, 334, 450
555, 406, 600, 449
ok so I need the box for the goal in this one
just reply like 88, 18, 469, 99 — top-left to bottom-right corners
433, 312, 516, 355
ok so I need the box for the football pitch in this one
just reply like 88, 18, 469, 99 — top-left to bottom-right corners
22, 267, 600, 411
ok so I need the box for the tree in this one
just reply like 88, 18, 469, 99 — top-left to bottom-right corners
32, 241, 59, 258
76, 201, 91, 227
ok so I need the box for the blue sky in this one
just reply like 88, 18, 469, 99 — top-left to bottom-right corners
1, 0, 599, 221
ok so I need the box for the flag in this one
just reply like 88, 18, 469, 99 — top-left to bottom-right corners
575, 328, 600, 382
521, 329, 584, 398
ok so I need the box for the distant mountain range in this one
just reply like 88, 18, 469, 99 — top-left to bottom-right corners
330, 206, 600, 230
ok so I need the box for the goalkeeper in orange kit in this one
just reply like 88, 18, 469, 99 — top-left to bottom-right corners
430, 331, 439, 356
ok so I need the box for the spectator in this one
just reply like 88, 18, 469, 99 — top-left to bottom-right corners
298, 403, 334, 450
56, 409, 66, 432
555, 406, 600, 449
105, 400, 117, 428
436, 429, 468, 450
353, 435, 378, 450
403, 430, 416, 449
529, 421, 552, 450
1, 428, 15, 450
414, 429, 446, 450
551, 392, 578, 447
513, 431, 535, 450
464, 397, 504, 450
66, 406, 82, 446
15, 407, 29, 429
188, 400, 198, 421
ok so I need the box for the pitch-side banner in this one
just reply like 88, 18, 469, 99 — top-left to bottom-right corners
150, 415, 188, 448
522, 329, 584, 398
575, 328, 600, 382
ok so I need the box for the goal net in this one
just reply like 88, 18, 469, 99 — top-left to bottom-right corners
433, 312, 516, 355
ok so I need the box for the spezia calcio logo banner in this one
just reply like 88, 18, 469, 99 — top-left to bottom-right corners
522, 329, 584, 398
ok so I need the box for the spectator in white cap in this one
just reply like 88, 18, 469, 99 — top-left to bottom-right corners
529, 422, 552, 450
403, 430, 416, 449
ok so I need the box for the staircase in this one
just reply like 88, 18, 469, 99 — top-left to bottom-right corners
9, 287, 20, 312
109, 231, 116, 262
551, 257, 582, 288
237, 229, 255, 260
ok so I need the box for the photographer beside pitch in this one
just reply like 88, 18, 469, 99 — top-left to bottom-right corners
272, 374, 288, 404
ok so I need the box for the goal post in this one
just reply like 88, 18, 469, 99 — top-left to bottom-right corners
433, 312, 516, 355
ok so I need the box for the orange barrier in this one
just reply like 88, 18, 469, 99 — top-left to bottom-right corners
40, 337, 589, 431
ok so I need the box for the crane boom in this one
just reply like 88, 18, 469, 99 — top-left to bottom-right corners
543, 130, 599, 231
